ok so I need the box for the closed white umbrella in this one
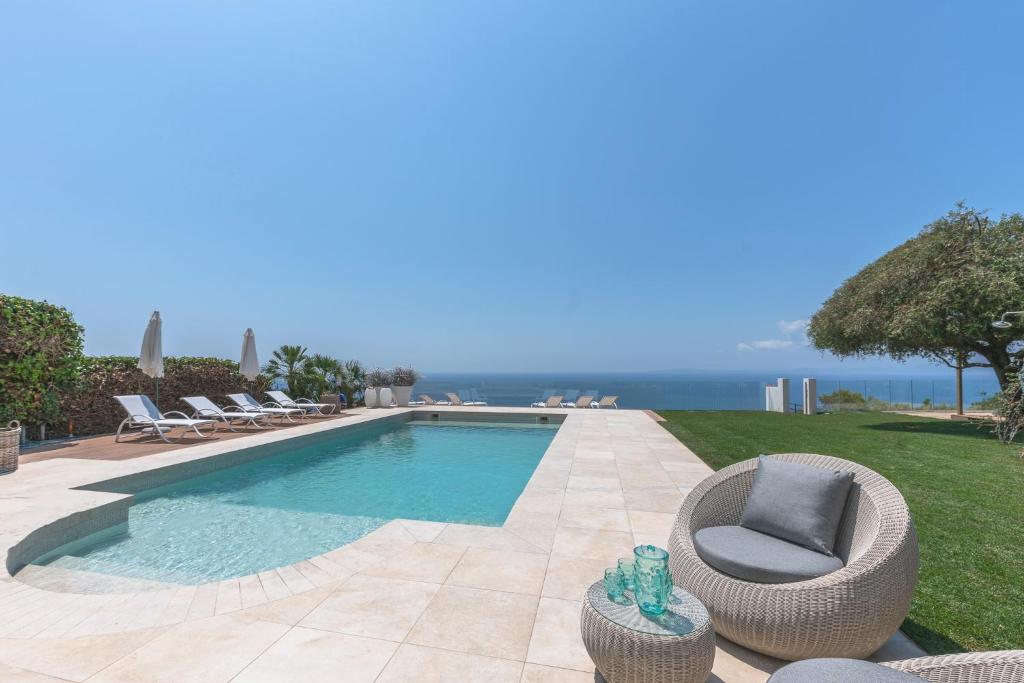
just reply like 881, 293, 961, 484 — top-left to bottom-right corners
240, 328, 259, 380
138, 311, 164, 408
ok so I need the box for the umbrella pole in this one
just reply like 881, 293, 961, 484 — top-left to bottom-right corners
155, 378, 160, 412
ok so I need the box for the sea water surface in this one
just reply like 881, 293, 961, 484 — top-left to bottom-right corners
32, 419, 557, 583
412, 371, 1002, 411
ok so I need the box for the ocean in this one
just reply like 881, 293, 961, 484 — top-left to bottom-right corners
410, 372, 1003, 411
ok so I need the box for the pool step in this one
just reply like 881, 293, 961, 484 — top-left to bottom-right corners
16, 561, 186, 594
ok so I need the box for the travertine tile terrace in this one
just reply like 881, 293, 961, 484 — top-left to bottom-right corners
0, 407, 922, 681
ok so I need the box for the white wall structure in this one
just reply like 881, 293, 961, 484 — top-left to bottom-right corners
765, 377, 791, 413
803, 378, 817, 415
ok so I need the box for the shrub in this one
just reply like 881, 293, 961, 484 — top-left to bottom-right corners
994, 372, 1023, 452
820, 388, 867, 409
0, 294, 84, 434
971, 393, 1003, 411
243, 372, 275, 403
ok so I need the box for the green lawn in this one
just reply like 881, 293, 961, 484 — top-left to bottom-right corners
655, 410, 1023, 656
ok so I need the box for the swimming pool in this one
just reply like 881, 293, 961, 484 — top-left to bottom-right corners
30, 417, 558, 584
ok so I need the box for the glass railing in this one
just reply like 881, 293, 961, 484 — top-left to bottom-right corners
410, 375, 1002, 412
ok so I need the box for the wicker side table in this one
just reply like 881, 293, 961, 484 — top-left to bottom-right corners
581, 581, 715, 683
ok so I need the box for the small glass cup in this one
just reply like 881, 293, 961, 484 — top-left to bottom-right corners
604, 568, 624, 600
617, 557, 636, 591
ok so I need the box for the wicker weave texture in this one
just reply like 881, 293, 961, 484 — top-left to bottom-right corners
0, 422, 20, 474
668, 453, 920, 661
882, 650, 1024, 683
581, 587, 715, 683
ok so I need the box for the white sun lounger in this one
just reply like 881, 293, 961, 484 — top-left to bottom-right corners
531, 395, 564, 408
183, 396, 273, 431
226, 393, 306, 422
446, 392, 487, 406
266, 390, 338, 416
572, 395, 595, 409
114, 394, 216, 443
596, 395, 619, 409
418, 395, 451, 406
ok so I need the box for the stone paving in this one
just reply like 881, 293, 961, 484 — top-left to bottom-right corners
0, 407, 923, 682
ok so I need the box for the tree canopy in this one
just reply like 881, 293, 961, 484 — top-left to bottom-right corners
807, 204, 1024, 389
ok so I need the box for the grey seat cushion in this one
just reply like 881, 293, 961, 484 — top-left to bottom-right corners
693, 526, 844, 583
740, 456, 854, 555
768, 658, 921, 682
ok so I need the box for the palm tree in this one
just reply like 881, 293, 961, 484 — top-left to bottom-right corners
263, 345, 310, 396
306, 354, 343, 396
338, 359, 367, 405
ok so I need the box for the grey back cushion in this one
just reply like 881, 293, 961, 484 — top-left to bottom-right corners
740, 456, 854, 556
768, 658, 921, 682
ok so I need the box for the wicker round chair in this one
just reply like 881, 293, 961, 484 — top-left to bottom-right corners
769, 650, 1024, 682
668, 453, 919, 661
883, 650, 1024, 682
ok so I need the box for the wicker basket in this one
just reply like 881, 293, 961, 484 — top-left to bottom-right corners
0, 420, 21, 474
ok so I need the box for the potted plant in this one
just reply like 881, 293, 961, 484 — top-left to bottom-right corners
390, 366, 421, 407
364, 368, 392, 409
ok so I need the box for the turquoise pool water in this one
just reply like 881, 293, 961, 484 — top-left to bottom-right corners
32, 419, 557, 584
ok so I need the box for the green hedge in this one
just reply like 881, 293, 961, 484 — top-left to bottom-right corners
64, 356, 270, 436
0, 295, 84, 434
2, 294, 279, 438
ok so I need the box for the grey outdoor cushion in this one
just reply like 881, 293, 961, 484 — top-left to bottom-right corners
768, 658, 921, 682
740, 455, 854, 555
693, 526, 844, 583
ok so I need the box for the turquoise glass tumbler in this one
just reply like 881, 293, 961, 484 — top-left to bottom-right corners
604, 568, 624, 600
633, 545, 672, 616
617, 557, 636, 590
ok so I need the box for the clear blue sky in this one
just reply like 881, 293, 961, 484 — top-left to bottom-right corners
2, 1, 1022, 374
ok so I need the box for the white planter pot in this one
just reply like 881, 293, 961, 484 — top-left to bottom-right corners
391, 385, 413, 407
364, 388, 380, 408
378, 388, 394, 408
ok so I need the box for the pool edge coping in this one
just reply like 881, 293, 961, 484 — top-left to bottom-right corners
0, 406, 597, 636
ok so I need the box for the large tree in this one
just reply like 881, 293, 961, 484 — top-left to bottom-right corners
807, 204, 1024, 390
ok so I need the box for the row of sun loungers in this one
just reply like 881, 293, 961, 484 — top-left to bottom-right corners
114, 391, 340, 443
414, 392, 618, 408
529, 388, 618, 409
530, 395, 617, 408
412, 393, 487, 407
115, 387, 618, 444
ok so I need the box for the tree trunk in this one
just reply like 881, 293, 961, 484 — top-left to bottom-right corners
976, 345, 1012, 390
955, 360, 964, 415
